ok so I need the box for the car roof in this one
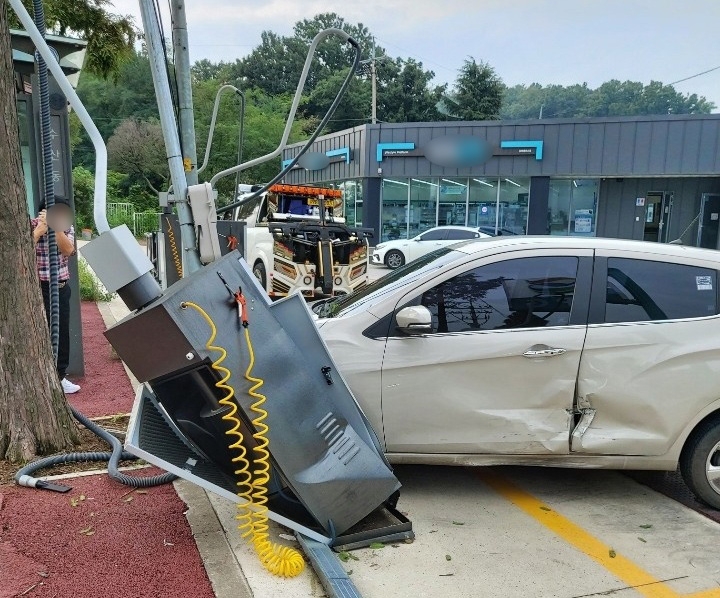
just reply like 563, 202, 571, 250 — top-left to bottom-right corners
454, 235, 720, 261
428, 225, 483, 231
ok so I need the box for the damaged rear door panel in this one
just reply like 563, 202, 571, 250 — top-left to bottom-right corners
571, 252, 720, 455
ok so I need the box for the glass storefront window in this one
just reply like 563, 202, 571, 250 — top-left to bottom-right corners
381, 179, 409, 241
17, 99, 35, 215
499, 178, 530, 235
409, 178, 438, 238
438, 178, 468, 226
548, 179, 599, 236
468, 178, 499, 233
338, 180, 362, 227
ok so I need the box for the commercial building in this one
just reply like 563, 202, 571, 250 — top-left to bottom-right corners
281, 115, 720, 248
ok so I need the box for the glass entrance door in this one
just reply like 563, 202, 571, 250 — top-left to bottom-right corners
644, 192, 673, 242
697, 193, 720, 249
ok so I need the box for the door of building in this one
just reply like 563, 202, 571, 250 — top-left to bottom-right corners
643, 192, 672, 242
697, 193, 720, 249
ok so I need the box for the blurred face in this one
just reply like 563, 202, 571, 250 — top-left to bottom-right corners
46, 203, 73, 231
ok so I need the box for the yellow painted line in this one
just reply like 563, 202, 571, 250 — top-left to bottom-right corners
686, 591, 720, 598
477, 469, 683, 598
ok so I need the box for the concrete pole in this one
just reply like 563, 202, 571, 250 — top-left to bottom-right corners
370, 39, 377, 124
171, 0, 199, 187
371, 60, 377, 125
138, 0, 201, 273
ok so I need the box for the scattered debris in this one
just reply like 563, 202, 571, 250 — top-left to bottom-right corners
163, 539, 174, 547
639, 524, 653, 529
70, 494, 86, 507
540, 506, 552, 512
439, 573, 454, 577
278, 533, 297, 542
78, 526, 95, 536
445, 554, 452, 561
638, 537, 647, 543
37, 572, 48, 578
609, 549, 616, 558
451, 521, 464, 526
369, 542, 385, 549
338, 551, 359, 562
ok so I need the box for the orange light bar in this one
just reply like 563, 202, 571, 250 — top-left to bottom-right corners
269, 184, 342, 198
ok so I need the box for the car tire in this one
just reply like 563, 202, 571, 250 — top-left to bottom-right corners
680, 417, 720, 509
253, 260, 267, 290
385, 250, 405, 270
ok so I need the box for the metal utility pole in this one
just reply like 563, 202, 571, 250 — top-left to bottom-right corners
138, 0, 201, 274
171, 0, 198, 187
371, 48, 377, 125
360, 38, 389, 125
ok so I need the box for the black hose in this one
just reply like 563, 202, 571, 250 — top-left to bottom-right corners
32, 0, 59, 360
216, 37, 362, 216
15, 405, 177, 488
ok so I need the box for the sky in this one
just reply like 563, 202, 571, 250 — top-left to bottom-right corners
109, 0, 720, 112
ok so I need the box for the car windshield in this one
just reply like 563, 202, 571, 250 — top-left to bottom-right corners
313, 247, 462, 318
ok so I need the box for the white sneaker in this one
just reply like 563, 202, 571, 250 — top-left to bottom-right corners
61, 378, 81, 394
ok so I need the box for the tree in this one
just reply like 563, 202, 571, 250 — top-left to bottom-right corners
73, 51, 160, 168
107, 118, 169, 194
500, 80, 716, 120
445, 58, 503, 121
11, 0, 136, 78
1, 0, 78, 461
379, 58, 446, 123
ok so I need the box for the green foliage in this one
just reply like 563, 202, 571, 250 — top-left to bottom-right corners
71, 165, 94, 231
501, 80, 716, 120
11, 0, 136, 79
379, 59, 446, 123
445, 58, 503, 121
78, 258, 114, 302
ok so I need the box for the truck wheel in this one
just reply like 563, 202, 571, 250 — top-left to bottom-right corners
385, 250, 405, 270
253, 261, 267, 290
680, 417, 720, 509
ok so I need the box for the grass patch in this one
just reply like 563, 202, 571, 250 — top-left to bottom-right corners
78, 258, 114, 302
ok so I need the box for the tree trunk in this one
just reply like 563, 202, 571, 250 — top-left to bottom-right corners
0, 0, 78, 462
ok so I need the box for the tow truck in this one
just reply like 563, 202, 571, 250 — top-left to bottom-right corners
234, 183, 372, 298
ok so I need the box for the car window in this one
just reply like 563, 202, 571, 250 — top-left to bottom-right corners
447, 229, 479, 240
419, 256, 579, 333
605, 258, 718, 323
419, 229, 448, 241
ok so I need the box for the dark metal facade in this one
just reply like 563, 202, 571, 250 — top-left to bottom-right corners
282, 115, 720, 244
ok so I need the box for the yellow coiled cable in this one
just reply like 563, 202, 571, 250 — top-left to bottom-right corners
243, 325, 306, 577
165, 217, 183, 279
181, 301, 305, 578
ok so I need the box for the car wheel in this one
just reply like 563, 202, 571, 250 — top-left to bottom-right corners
385, 250, 405, 270
680, 417, 720, 509
253, 261, 267, 290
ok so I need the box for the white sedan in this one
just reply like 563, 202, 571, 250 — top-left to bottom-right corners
314, 236, 720, 509
372, 226, 490, 269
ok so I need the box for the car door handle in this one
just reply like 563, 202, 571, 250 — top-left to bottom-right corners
523, 346, 566, 358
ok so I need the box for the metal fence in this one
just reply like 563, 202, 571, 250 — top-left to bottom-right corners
107, 202, 134, 222
133, 212, 160, 237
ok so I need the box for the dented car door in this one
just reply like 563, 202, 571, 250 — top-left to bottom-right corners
572, 252, 720, 455
381, 250, 593, 455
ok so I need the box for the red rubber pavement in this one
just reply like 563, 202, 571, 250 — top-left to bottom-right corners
0, 301, 215, 598
69, 301, 136, 418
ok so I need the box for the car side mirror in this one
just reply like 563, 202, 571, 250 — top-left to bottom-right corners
396, 305, 432, 334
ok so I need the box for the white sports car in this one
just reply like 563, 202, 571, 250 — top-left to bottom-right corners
314, 235, 720, 509
372, 226, 491, 269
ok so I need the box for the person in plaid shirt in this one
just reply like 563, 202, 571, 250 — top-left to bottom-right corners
31, 198, 81, 394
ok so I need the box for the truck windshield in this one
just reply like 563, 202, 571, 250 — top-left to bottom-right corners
234, 195, 262, 220
312, 248, 460, 318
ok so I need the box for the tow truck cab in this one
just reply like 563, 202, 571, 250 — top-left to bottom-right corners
235, 184, 373, 298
